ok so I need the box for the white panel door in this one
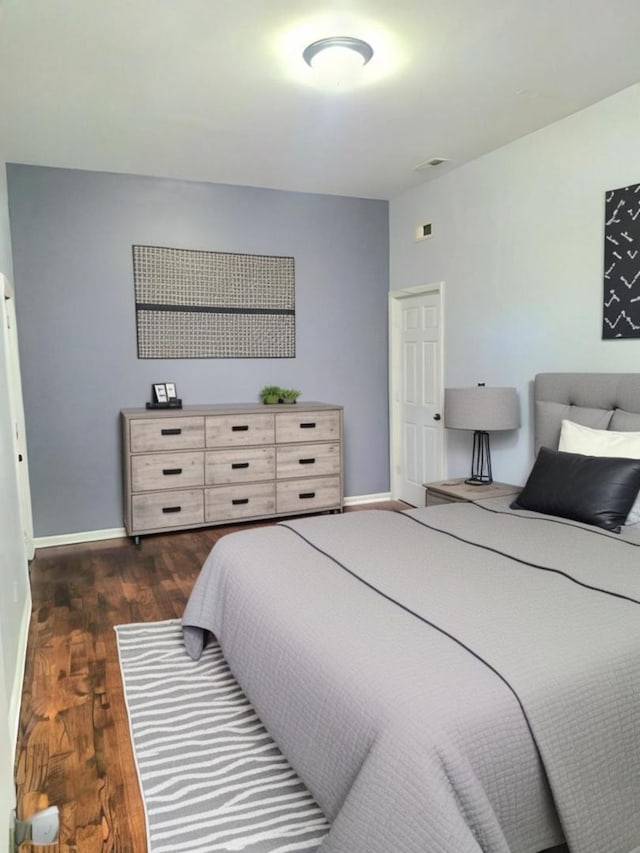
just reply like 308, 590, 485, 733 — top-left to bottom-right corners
2, 276, 34, 558
390, 287, 444, 506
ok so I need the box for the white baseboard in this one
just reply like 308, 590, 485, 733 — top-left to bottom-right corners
9, 588, 31, 753
34, 526, 127, 549
34, 494, 393, 550
343, 492, 392, 506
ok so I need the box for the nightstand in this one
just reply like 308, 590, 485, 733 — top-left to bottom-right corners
424, 479, 521, 507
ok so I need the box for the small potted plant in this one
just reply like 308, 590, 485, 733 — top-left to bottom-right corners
279, 388, 301, 404
260, 385, 282, 405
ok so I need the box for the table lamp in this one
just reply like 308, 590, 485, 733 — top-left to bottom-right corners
444, 385, 520, 485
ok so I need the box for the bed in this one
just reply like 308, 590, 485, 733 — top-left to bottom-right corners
182, 373, 640, 853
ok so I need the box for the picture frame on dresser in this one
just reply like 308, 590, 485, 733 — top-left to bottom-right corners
120, 402, 344, 544
152, 383, 168, 403
147, 382, 182, 410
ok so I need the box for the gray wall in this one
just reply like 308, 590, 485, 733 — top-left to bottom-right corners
390, 82, 640, 487
8, 166, 389, 537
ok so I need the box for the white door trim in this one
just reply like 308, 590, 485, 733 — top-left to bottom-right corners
388, 282, 446, 501
2, 274, 34, 558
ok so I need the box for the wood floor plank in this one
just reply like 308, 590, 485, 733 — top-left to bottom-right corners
15, 502, 407, 851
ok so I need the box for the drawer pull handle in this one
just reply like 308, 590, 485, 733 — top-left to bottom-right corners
232, 462, 250, 469
299, 458, 316, 465
299, 491, 316, 500
232, 425, 249, 432
161, 428, 182, 436
163, 468, 183, 476
300, 422, 316, 429
232, 498, 249, 505
162, 505, 182, 514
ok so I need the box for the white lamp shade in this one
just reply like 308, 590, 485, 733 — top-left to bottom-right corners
444, 386, 520, 432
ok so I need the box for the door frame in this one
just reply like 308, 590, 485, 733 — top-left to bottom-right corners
2, 274, 34, 559
388, 281, 446, 501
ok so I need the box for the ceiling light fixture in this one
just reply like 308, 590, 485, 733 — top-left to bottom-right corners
302, 36, 374, 68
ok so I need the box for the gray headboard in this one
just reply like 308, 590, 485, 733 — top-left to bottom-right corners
534, 373, 640, 453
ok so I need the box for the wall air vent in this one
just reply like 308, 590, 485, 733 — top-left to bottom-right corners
414, 157, 449, 172
415, 222, 433, 241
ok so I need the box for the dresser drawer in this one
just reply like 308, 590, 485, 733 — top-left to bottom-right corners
276, 476, 341, 514
275, 410, 340, 444
205, 482, 275, 522
130, 417, 205, 452
206, 447, 275, 485
206, 413, 275, 448
132, 489, 204, 531
276, 443, 341, 479
425, 492, 459, 506
131, 451, 204, 492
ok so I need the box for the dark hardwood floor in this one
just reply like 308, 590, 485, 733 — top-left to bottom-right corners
15, 502, 406, 852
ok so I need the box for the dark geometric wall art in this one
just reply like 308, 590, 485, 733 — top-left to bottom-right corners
603, 183, 640, 339
132, 245, 295, 358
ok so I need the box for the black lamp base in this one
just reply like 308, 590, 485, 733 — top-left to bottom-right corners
465, 430, 493, 485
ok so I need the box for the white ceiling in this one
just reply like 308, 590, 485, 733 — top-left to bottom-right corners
1, 0, 640, 200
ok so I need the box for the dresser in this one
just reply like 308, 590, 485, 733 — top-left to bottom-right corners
120, 403, 344, 542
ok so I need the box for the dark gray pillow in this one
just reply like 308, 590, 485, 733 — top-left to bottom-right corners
511, 446, 640, 532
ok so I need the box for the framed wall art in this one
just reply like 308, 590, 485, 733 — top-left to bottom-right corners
603, 183, 640, 339
133, 245, 296, 358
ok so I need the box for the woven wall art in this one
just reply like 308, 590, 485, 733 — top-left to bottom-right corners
603, 183, 640, 339
132, 245, 295, 358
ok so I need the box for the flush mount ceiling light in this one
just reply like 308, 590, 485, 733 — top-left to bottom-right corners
302, 36, 374, 68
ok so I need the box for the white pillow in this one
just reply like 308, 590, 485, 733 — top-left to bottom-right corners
559, 419, 640, 524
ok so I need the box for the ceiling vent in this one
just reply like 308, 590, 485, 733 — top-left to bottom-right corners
414, 157, 449, 172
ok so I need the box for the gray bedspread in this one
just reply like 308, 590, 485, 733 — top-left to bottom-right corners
182, 500, 640, 853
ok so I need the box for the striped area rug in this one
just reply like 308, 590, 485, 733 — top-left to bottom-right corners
115, 619, 330, 853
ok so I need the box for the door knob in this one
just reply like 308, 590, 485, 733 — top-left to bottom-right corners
433, 413, 441, 421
